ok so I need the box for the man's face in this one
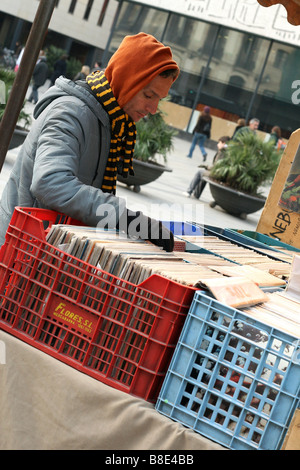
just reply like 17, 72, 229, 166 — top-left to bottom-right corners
217, 140, 227, 150
249, 120, 259, 131
123, 75, 174, 122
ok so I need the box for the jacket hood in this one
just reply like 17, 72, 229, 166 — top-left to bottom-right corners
34, 76, 109, 125
105, 32, 179, 109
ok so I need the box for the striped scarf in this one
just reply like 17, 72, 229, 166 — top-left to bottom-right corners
86, 71, 136, 194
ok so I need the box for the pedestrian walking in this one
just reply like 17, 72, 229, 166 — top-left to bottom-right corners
187, 106, 212, 162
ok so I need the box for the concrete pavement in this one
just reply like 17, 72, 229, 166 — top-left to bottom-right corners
115, 135, 265, 232
0, 94, 266, 234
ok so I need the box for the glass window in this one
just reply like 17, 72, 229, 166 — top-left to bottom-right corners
248, 42, 300, 137
69, 0, 77, 14
163, 17, 219, 107
106, 2, 169, 59
199, 30, 270, 120
98, 0, 109, 26
105, 2, 299, 137
84, 0, 94, 20
164, 21, 274, 129
235, 35, 260, 70
273, 48, 288, 69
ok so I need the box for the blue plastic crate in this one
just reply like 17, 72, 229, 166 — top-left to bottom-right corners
156, 292, 300, 450
191, 224, 291, 263
229, 229, 300, 253
162, 221, 202, 236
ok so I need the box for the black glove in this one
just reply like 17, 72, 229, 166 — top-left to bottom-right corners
117, 209, 174, 252
146, 216, 174, 252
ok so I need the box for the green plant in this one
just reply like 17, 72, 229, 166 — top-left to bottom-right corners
134, 104, 177, 164
45, 45, 66, 75
210, 132, 282, 196
66, 56, 82, 80
0, 68, 15, 121
0, 67, 31, 128
45, 45, 82, 80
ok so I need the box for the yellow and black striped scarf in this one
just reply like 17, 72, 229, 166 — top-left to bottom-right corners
86, 71, 136, 194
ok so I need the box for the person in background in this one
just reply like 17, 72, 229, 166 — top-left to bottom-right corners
28, 50, 49, 104
264, 125, 281, 146
232, 118, 246, 138
265, 125, 286, 150
183, 135, 230, 198
14, 46, 25, 72
92, 61, 101, 72
73, 65, 90, 81
187, 106, 212, 162
0, 33, 180, 252
232, 117, 260, 140
14, 41, 23, 58
50, 54, 68, 85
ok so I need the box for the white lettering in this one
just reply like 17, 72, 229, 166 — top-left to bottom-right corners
105, 455, 139, 467
291, 80, 300, 105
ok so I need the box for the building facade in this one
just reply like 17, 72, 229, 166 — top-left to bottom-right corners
104, 0, 300, 139
0, 0, 299, 138
0, 0, 119, 67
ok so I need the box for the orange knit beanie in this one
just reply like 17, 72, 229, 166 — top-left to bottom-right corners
105, 32, 179, 109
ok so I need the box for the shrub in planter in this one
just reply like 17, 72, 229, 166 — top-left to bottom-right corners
45, 45, 82, 80
117, 104, 177, 191
133, 105, 177, 164
209, 132, 282, 197
0, 68, 31, 128
205, 131, 283, 218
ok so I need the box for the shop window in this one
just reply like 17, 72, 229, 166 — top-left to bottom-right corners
273, 49, 288, 69
224, 75, 245, 102
107, 2, 299, 137
202, 26, 228, 60
110, 2, 167, 56
236, 35, 259, 70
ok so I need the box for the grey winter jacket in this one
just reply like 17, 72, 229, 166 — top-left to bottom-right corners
0, 77, 126, 246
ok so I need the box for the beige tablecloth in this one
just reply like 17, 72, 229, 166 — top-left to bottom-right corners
0, 330, 224, 450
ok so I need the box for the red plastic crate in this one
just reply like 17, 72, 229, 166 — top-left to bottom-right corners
0, 207, 195, 402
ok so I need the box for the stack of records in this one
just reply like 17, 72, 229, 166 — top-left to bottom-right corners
245, 291, 300, 338
46, 225, 286, 294
180, 235, 292, 281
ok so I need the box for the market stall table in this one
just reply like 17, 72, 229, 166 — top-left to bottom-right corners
0, 330, 225, 450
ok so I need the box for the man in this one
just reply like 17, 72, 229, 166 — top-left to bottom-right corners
186, 106, 212, 161
183, 136, 230, 198
232, 118, 260, 140
0, 33, 179, 250
28, 51, 49, 104
50, 54, 68, 85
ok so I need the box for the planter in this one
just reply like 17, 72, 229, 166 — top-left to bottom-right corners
117, 158, 172, 193
8, 128, 28, 150
204, 176, 266, 219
